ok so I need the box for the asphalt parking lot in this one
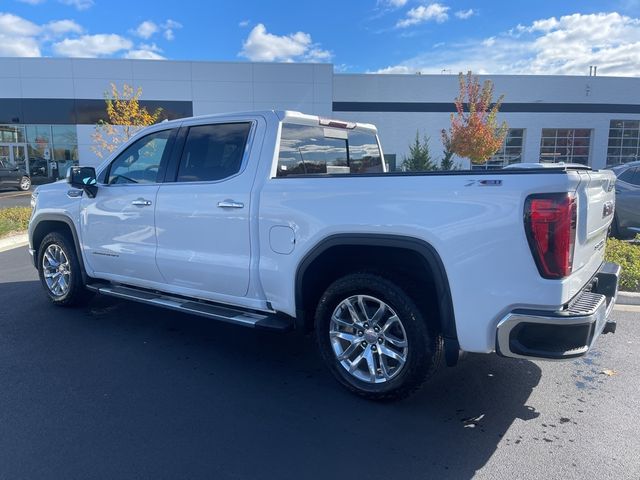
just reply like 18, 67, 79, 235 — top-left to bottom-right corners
1, 245, 639, 480
0, 189, 32, 209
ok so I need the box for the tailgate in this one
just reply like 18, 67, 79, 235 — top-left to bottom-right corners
572, 169, 616, 274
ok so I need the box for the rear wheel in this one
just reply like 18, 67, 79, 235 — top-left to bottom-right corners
315, 273, 442, 401
37, 231, 91, 306
18, 176, 31, 191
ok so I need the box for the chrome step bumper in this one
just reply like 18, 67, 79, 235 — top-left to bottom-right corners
496, 262, 620, 360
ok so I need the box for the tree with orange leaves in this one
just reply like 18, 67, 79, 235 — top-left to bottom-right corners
92, 83, 163, 159
442, 72, 508, 165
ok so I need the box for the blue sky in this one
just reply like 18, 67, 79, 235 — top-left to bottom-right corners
2, 0, 640, 75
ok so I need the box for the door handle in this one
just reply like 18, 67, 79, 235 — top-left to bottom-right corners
217, 200, 244, 209
131, 199, 152, 207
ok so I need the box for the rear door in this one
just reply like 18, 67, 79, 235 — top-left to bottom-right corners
154, 119, 259, 300
80, 128, 176, 283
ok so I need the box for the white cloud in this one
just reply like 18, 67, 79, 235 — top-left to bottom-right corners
377, 12, 640, 77
125, 43, 165, 60
397, 3, 450, 27
378, 0, 408, 8
0, 11, 176, 60
134, 20, 159, 39
58, 0, 94, 10
239, 19, 250, 27
53, 34, 132, 57
17, 0, 46, 4
45, 19, 83, 36
162, 19, 182, 40
0, 12, 41, 56
239, 23, 332, 62
455, 9, 475, 20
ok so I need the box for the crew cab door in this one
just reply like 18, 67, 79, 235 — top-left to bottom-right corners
80, 128, 176, 283
154, 119, 259, 300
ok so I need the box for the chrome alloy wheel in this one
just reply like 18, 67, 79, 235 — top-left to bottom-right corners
330, 295, 409, 384
42, 244, 71, 297
20, 177, 31, 190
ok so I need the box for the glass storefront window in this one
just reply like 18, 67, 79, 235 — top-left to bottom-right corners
539, 128, 591, 165
0, 125, 26, 143
607, 120, 640, 166
52, 125, 78, 145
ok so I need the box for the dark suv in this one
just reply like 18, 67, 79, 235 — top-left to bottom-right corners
0, 159, 31, 191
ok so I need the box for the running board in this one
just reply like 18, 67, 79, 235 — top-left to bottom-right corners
86, 283, 293, 331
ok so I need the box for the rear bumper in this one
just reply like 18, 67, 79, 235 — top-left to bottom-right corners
496, 262, 620, 360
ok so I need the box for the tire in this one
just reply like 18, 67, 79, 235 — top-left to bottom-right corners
18, 176, 31, 191
315, 272, 442, 401
37, 231, 91, 307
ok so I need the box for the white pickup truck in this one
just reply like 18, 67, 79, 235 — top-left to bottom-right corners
28, 110, 620, 400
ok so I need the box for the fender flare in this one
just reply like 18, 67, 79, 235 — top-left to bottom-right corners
30, 213, 89, 283
294, 233, 460, 365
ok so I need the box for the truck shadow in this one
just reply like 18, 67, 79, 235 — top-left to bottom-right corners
1, 285, 542, 480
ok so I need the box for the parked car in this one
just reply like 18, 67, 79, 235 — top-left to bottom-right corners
609, 160, 640, 239
0, 159, 31, 191
28, 111, 620, 400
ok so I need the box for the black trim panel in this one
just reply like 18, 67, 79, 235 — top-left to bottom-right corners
295, 233, 460, 365
0, 98, 193, 125
333, 101, 640, 114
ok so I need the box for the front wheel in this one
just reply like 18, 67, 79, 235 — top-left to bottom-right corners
37, 232, 91, 306
315, 273, 442, 401
18, 176, 31, 191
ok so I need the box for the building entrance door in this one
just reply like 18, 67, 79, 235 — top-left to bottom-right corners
0, 143, 29, 173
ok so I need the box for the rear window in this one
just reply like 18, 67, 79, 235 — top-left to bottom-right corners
276, 123, 383, 177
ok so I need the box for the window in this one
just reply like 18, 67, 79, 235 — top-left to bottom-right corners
607, 120, 640, 166
0, 125, 25, 143
107, 129, 173, 185
539, 129, 591, 165
176, 123, 251, 182
618, 167, 640, 186
276, 123, 383, 177
473, 128, 525, 170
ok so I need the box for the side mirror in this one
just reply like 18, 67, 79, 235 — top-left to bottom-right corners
67, 166, 98, 198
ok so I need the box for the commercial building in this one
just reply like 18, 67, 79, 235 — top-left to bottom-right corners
1, 57, 639, 182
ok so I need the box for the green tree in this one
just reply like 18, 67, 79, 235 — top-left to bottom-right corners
402, 131, 438, 172
439, 129, 456, 170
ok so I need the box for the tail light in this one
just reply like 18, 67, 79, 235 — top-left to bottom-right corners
524, 193, 577, 279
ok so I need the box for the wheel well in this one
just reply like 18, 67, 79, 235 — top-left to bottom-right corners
295, 236, 459, 365
297, 245, 438, 327
32, 220, 75, 260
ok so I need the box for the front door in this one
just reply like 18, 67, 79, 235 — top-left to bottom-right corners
155, 121, 257, 300
80, 128, 176, 285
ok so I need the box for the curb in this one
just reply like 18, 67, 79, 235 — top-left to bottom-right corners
618, 291, 640, 306
0, 232, 28, 253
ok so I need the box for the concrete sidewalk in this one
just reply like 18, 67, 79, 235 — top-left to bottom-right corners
0, 233, 28, 253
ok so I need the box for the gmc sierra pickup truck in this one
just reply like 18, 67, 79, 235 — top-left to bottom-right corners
28, 110, 620, 400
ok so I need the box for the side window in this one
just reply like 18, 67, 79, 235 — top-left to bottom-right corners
108, 129, 173, 185
276, 123, 383, 177
176, 123, 251, 182
618, 167, 639, 185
